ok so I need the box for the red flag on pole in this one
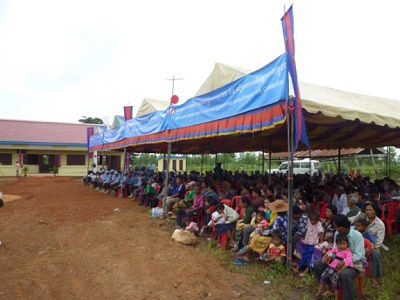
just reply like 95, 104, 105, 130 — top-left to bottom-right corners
124, 106, 133, 121
87, 127, 95, 158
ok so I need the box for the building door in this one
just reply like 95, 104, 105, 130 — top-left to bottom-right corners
38, 154, 57, 173
107, 156, 121, 171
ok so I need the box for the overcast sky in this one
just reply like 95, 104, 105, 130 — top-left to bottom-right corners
0, 0, 399, 124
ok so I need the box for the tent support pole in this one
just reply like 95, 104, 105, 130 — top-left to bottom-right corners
338, 145, 342, 176
268, 139, 272, 185
355, 155, 359, 169
120, 146, 127, 197
262, 151, 265, 173
370, 149, 378, 177
309, 148, 312, 175
201, 154, 204, 174
286, 107, 294, 267
215, 153, 218, 167
162, 143, 172, 215
387, 146, 390, 177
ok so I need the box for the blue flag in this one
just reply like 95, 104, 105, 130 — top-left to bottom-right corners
281, 5, 310, 149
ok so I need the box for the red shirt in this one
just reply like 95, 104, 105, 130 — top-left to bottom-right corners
267, 243, 286, 258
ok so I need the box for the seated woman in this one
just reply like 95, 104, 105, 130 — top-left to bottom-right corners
270, 200, 289, 244
173, 181, 196, 212
235, 211, 272, 260
234, 197, 255, 249
176, 184, 205, 229
364, 202, 385, 286
311, 205, 337, 265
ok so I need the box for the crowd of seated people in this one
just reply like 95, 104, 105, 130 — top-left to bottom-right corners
83, 165, 400, 300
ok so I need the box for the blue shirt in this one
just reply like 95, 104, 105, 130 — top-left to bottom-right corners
363, 230, 377, 244
272, 215, 288, 243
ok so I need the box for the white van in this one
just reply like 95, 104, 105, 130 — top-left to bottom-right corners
271, 159, 323, 176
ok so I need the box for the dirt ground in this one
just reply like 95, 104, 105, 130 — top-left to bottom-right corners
0, 177, 267, 300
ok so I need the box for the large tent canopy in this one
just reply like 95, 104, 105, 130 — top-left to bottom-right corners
90, 55, 400, 154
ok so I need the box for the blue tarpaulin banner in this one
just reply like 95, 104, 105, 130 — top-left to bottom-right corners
90, 53, 289, 149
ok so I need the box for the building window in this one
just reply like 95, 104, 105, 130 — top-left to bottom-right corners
67, 155, 86, 165
25, 154, 39, 165
179, 160, 183, 171
172, 159, 176, 170
0, 153, 12, 165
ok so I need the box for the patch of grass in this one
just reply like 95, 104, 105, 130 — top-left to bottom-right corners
197, 234, 400, 299
360, 234, 400, 300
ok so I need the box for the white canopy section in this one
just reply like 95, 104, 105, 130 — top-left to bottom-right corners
196, 63, 400, 129
135, 98, 169, 118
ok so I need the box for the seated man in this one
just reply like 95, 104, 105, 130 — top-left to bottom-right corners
101, 170, 114, 193
313, 214, 365, 300
110, 171, 122, 195
166, 176, 185, 211
127, 172, 138, 198
139, 178, 158, 207
95, 170, 106, 191
117, 171, 130, 197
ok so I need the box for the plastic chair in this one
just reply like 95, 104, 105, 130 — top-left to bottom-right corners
211, 221, 228, 250
189, 209, 205, 228
381, 202, 399, 236
363, 238, 373, 277
116, 186, 128, 198
221, 199, 233, 207
231, 196, 242, 211
239, 207, 245, 219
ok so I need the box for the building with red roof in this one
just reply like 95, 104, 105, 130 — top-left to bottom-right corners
0, 119, 123, 176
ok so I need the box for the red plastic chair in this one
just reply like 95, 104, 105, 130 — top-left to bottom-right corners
189, 209, 205, 228
221, 199, 233, 207
381, 202, 399, 236
239, 207, 245, 219
363, 238, 373, 277
211, 221, 228, 250
116, 186, 128, 198
231, 196, 242, 211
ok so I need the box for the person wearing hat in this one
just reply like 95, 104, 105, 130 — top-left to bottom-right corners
270, 200, 289, 244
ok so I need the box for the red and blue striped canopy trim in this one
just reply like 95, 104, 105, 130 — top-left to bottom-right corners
90, 101, 287, 151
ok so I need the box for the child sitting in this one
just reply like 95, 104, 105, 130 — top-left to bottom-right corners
293, 212, 324, 277
354, 218, 377, 244
264, 232, 286, 262
316, 234, 353, 299
249, 211, 269, 240
212, 203, 235, 247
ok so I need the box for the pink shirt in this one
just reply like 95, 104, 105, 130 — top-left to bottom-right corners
326, 248, 353, 270
303, 221, 323, 245
191, 194, 205, 210
185, 222, 199, 233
